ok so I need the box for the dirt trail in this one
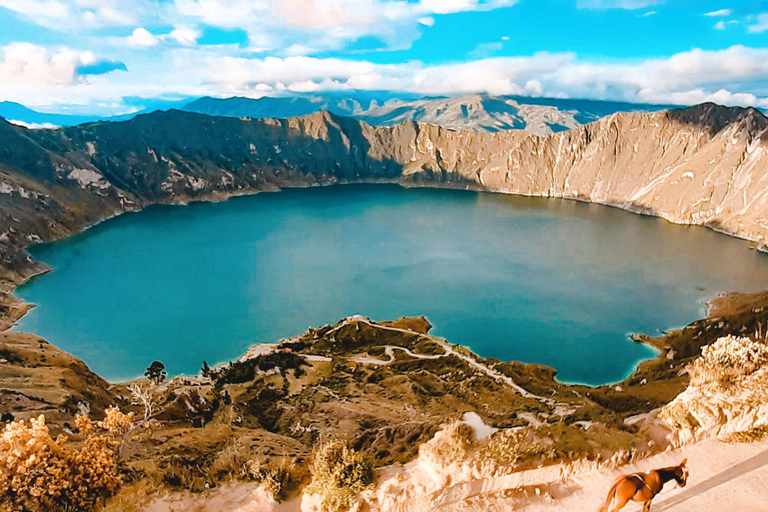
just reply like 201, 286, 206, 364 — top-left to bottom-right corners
141, 438, 768, 512
335, 316, 549, 401
479, 438, 768, 512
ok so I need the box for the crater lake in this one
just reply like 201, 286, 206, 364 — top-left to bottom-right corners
13, 184, 768, 384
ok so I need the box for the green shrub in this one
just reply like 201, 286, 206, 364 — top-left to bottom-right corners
213, 352, 307, 385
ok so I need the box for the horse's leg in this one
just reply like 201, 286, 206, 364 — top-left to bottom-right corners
641, 501, 652, 512
609, 493, 631, 512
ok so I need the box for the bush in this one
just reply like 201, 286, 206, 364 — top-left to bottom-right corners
0, 407, 133, 512
418, 422, 475, 465
419, 422, 553, 477
724, 426, 768, 443
475, 428, 554, 472
213, 351, 307, 386
305, 441, 374, 512
240, 460, 291, 502
688, 335, 768, 385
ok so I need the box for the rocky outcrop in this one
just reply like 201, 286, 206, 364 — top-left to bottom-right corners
658, 367, 768, 446
656, 333, 768, 446
1, 103, 768, 288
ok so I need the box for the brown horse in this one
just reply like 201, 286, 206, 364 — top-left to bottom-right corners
598, 459, 688, 512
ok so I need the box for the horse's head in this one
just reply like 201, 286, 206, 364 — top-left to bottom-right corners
675, 459, 688, 488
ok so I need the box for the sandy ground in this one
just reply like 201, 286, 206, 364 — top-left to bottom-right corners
141, 437, 768, 512
454, 438, 768, 512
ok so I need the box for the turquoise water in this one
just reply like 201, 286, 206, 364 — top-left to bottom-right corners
13, 185, 768, 385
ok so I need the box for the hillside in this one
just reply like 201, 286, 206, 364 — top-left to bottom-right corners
1, 103, 768, 291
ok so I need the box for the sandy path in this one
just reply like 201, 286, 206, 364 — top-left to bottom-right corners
448, 438, 768, 512
141, 438, 768, 512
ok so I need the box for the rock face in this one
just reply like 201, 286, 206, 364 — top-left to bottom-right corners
658, 366, 768, 446
1, 103, 767, 288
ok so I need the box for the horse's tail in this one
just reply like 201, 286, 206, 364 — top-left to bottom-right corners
597, 478, 622, 512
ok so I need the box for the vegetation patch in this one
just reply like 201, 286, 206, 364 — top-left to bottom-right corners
0, 407, 133, 512
724, 427, 768, 443
240, 460, 294, 501
305, 441, 374, 512
212, 351, 306, 385
687, 335, 768, 386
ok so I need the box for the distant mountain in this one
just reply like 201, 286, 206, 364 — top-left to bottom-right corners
0, 102, 99, 127
182, 93, 673, 136
0, 99, 190, 129
182, 91, 422, 120
2, 93, 673, 135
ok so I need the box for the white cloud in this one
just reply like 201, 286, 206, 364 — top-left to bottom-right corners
266, 0, 518, 28
705, 9, 732, 17
127, 28, 159, 47
4, 44, 768, 114
577, 0, 661, 10
0, 43, 96, 85
283, 44, 320, 56
748, 13, 768, 33
195, 45, 768, 109
123, 26, 201, 48
0, 0, 69, 19
0, 0, 142, 29
174, 0, 516, 53
418, 16, 435, 27
714, 20, 726, 30
7, 120, 60, 130
165, 25, 201, 46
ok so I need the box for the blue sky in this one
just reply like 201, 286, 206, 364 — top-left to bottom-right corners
2, 0, 768, 114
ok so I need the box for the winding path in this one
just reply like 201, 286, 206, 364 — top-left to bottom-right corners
332, 315, 549, 402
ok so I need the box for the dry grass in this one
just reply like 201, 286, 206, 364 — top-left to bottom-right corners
418, 421, 555, 479
724, 427, 768, 444
0, 408, 133, 512
687, 335, 768, 386
305, 440, 374, 512
240, 460, 292, 501
419, 422, 475, 464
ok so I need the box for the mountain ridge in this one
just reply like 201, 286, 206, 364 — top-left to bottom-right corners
0, 92, 674, 136
181, 92, 673, 135
1, 102, 768, 290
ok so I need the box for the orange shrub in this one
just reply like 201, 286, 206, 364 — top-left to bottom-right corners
0, 407, 133, 512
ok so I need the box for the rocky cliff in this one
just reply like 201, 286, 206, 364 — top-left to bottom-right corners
1, 103, 767, 289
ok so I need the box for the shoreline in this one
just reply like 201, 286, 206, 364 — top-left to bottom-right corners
6, 288, 768, 510
2, 181, 754, 390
